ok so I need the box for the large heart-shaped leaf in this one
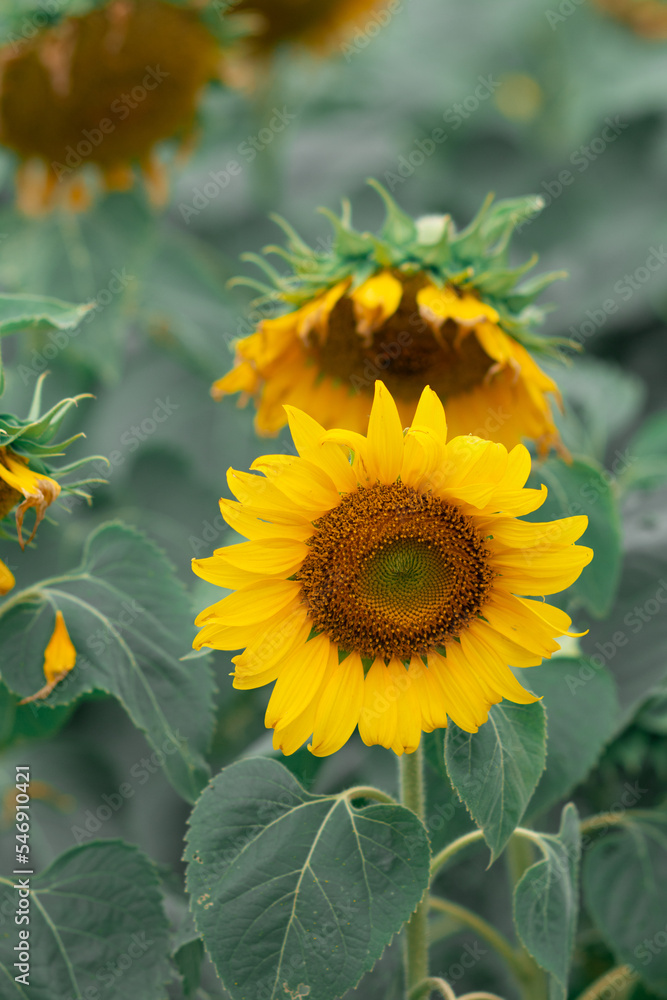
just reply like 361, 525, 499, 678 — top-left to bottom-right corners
0, 840, 170, 1000
0, 522, 214, 803
185, 758, 431, 1000
583, 813, 667, 997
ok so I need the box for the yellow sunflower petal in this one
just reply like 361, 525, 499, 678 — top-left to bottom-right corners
218, 497, 312, 542
216, 537, 308, 575
351, 271, 403, 339
358, 658, 399, 749
227, 469, 311, 523
408, 654, 449, 732
483, 514, 588, 551
460, 630, 540, 704
389, 656, 422, 754
191, 555, 263, 590
272, 699, 319, 756
417, 283, 499, 327
233, 612, 311, 678
265, 634, 334, 729
310, 651, 365, 757
0, 558, 15, 595
43, 610, 76, 686
251, 456, 340, 512
197, 579, 301, 628
284, 405, 358, 493
494, 546, 594, 595
428, 648, 492, 733
211, 360, 259, 399
366, 381, 405, 483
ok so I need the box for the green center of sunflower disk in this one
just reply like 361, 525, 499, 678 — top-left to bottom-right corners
359, 538, 456, 626
298, 482, 494, 660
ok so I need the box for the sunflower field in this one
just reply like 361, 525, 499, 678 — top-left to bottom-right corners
1, 1, 667, 998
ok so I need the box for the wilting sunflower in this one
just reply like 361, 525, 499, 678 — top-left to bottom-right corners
194, 382, 592, 757
230, 0, 385, 56
0, 378, 102, 593
0, 0, 225, 214
591, 0, 667, 37
213, 183, 568, 455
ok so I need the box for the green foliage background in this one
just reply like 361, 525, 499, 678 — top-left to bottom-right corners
1, 0, 667, 998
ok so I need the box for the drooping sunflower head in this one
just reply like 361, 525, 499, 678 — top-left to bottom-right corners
213, 182, 570, 455
591, 0, 667, 37
194, 381, 592, 757
228, 0, 387, 56
0, 376, 104, 591
0, 0, 227, 214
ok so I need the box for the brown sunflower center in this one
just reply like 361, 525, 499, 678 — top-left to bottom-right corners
0, 0, 218, 167
297, 482, 494, 660
309, 273, 496, 404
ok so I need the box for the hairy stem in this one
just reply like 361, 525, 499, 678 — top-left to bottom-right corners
574, 965, 637, 1000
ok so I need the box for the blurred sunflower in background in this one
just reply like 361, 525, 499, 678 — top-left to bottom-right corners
592, 0, 667, 37
0, 0, 225, 214
214, 183, 569, 454
0, 379, 101, 594
231, 0, 385, 56
194, 382, 592, 757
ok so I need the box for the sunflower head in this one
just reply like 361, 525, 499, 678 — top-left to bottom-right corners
0, 375, 103, 555
214, 182, 570, 455
592, 0, 667, 37
0, 0, 227, 214
194, 381, 592, 757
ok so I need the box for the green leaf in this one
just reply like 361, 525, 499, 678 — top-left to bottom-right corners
582, 514, 667, 730
527, 456, 622, 618
0, 679, 74, 751
0, 522, 214, 803
445, 701, 547, 861
0, 292, 91, 337
583, 813, 667, 997
185, 757, 430, 1000
622, 410, 667, 493
514, 804, 581, 1000
526, 658, 619, 818
0, 840, 170, 1000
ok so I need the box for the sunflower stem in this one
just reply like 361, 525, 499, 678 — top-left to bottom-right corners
505, 835, 549, 1000
400, 745, 430, 996
572, 965, 636, 1000
429, 897, 530, 981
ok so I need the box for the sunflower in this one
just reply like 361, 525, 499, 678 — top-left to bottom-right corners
592, 0, 667, 37
230, 0, 386, 56
194, 381, 592, 757
0, 379, 102, 593
0, 0, 223, 214
213, 183, 569, 455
